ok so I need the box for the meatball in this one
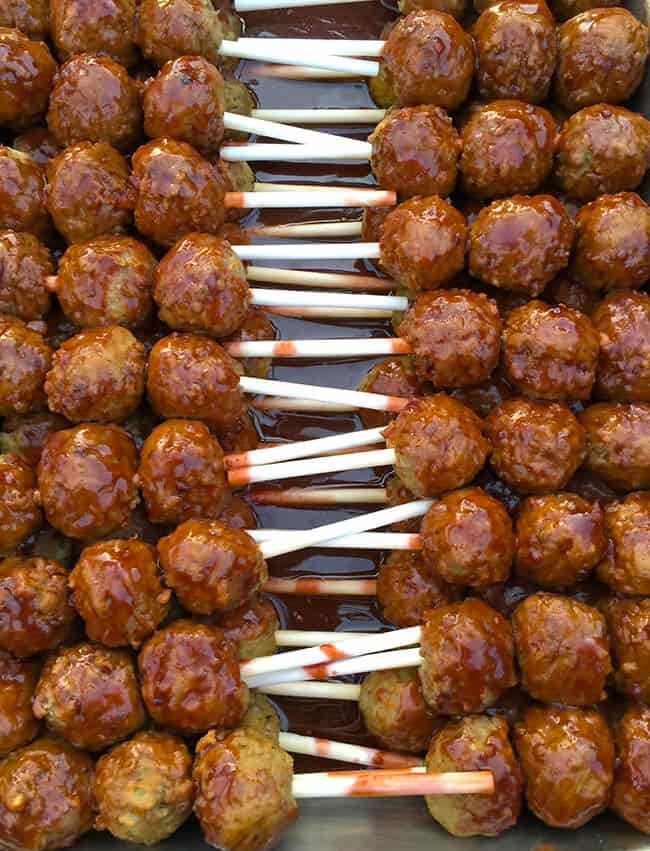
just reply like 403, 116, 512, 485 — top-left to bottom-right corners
399, 0, 467, 18
514, 706, 614, 828
399, 290, 501, 388
369, 11, 474, 110
0, 147, 50, 237
384, 395, 489, 497
45, 326, 146, 422
37, 423, 139, 539
512, 592, 611, 704
580, 402, 650, 491
211, 410, 258, 457
0, 652, 40, 756
0, 231, 52, 321
222, 74, 255, 141
94, 731, 193, 845
136, 0, 223, 68
0, 315, 51, 416
359, 667, 438, 753
474, 1, 556, 103
502, 300, 599, 400
357, 357, 426, 429
597, 492, 650, 594
554, 105, 650, 201
514, 493, 607, 587
604, 597, 650, 701
69, 539, 170, 648
138, 619, 248, 734
218, 495, 257, 530
459, 101, 556, 199
377, 550, 461, 627
45, 141, 132, 243
221, 307, 276, 380
468, 196, 573, 296
543, 272, 601, 315
369, 106, 460, 199
217, 595, 279, 659
554, 9, 648, 112
12, 128, 61, 165
361, 205, 393, 242
0, 453, 41, 553
52, 236, 156, 328
33, 643, 145, 751
548, 0, 616, 19
425, 715, 522, 837
379, 196, 467, 294
147, 333, 246, 431
0, 28, 56, 130
0, 0, 48, 38
485, 398, 586, 493
571, 193, 650, 292
239, 692, 281, 741
611, 703, 650, 833
593, 292, 650, 401
158, 520, 267, 616
450, 376, 513, 419
0, 737, 94, 851
193, 728, 296, 851
50, 0, 138, 65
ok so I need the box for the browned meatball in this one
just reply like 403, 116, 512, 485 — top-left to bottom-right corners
217, 495, 256, 530
94, 731, 193, 845
357, 357, 426, 429
0, 652, 40, 757
384, 395, 490, 497
218, 595, 279, 659
69, 539, 170, 648
50, 0, 137, 65
450, 376, 513, 418
12, 128, 61, 165
221, 307, 276, 380
580, 402, 650, 491
611, 703, 650, 833
514, 706, 614, 828
369, 11, 474, 110
379, 196, 467, 294
369, 105, 460, 199
361, 205, 393, 243
0, 231, 51, 321
425, 715, 522, 836
0, 28, 56, 130
548, 0, 616, 20
474, 1, 556, 103
597, 491, 650, 594
571, 193, 650, 292
0, 147, 50, 238
211, 410, 258, 457
485, 398, 586, 493
377, 550, 461, 627
45, 141, 132, 243
136, 0, 223, 68
469, 196, 574, 296
138, 619, 248, 734
0, 315, 51, 416
147, 333, 245, 431
543, 272, 601, 315
144, 56, 225, 155
0, 453, 41, 553
555, 9, 648, 112
419, 599, 516, 714
0, 0, 48, 38
604, 597, 650, 701
399, 290, 501, 388
399, 0, 467, 18
592, 291, 650, 401
0, 413, 66, 469
37, 423, 139, 539
460, 101, 556, 199
158, 520, 267, 616
512, 592, 611, 704
554, 105, 650, 201
0, 737, 94, 851
515, 493, 606, 587
502, 300, 599, 400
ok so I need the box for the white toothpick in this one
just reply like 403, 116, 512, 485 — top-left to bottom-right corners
222, 142, 373, 162
253, 531, 420, 550
259, 681, 361, 699
219, 40, 380, 76
236, 241, 381, 260
252, 108, 386, 125
250, 222, 363, 238
246, 267, 393, 292
227, 190, 395, 208
239, 376, 408, 413
278, 731, 422, 769
226, 338, 411, 359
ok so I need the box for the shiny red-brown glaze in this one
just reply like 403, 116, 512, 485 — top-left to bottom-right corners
357, 357, 427, 429
0, 28, 56, 130
50, 0, 138, 65
0, 453, 41, 553
450, 376, 513, 419
611, 702, 650, 833
0, 315, 51, 416
543, 273, 601, 316
377, 550, 461, 627
0, 0, 48, 38
217, 494, 257, 530
1, 413, 68, 468
136, 0, 223, 68
210, 411, 259, 456
12, 128, 61, 165
592, 291, 650, 402
579, 402, 650, 492
603, 597, 650, 702
0, 231, 52, 321
0, 651, 40, 757
597, 491, 650, 594
0, 147, 50, 238
217, 595, 279, 659
221, 308, 276, 380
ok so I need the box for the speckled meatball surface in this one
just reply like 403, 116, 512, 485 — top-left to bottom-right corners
0, 0, 48, 37
450, 377, 513, 419
221, 307, 276, 380
377, 550, 461, 627
136, 0, 224, 68
597, 492, 650, 594
0, 231, 52, 321
218, 595, 278, 660
0, 147, 50, 238
239, 692, 280, 741
592, 292, 650, 402
50, 0, 138, 65
604, 597, 650, 701
543, 273, 601, 316
357, 357, 426, 429
0, 315, 51, 416
0, 28, 56, 130
0, 453, 41, 553
580, 402, 650, 491
12, 128, 61, 165
0, 652, 40, 757
611, 703, 650, 834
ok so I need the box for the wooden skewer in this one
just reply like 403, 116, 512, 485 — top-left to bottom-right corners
278, 732, 422, 769
292, 768, 494, 798
248, 486, 389, 506
227, 338, 412, 359
252, 109, 386, 125
264, 577, 377, 596
247, 267, 394, 292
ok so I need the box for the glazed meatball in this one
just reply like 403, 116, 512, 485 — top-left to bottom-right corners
369, 11, 474, 110
377, 550, 461, 627
502, 300, 599, 400
604, 597, 650, 701
147, 333, 246, 431
474, 1, 556, 103
138, 619, 248, 734
239, 692, 281, 741
450, 376, 513, 418
593, 292, 650, 401
0, 231, 51, 321
571, 193, 650, 292
359, 667, 438, 753
611, 703, 650, 833
357, 357, 426, 429
597, 492, 650, 594
158, 520, 267, 616
580, 402, 650, 491
50, 0, 138, 65
548, 0, 616, 19
514, 493, 607, 587
0, 147, 50, 237
45, 141, 132, 243
468, 196, 574, 296
555, 8, 648, 111
459, 101, 556, 199
425, 715, 522, 837
514, 706, 614, 828
0, 652, 40, 757
37, 423, 139, 539
399, 290, 501, 388
0, 315, 51, 416
0, 453, 41, 553
221, 307, 276, 380
379, 196, 467, 294
485, 398, 586, 493
0, 0, 48, 37
136, 0, 223, 68
399, 0, 467, 18
369, 106, 461, 199
193, 728, 296, 851
211, 410, 258, 457
12, 127, 61, 165
69, 539, 170, 648
0, 737, 94, 851
554, 105, 650, 201
361, 205, 393, 243
384, 395, 489, 497
94, 731, 193, 845
0, 28, 56, 130
512, 592, 611, 704
218, 595, 279, 659
543, 273, 601, 316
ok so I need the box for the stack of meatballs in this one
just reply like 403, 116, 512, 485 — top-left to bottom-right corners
0, 0, 649, 848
